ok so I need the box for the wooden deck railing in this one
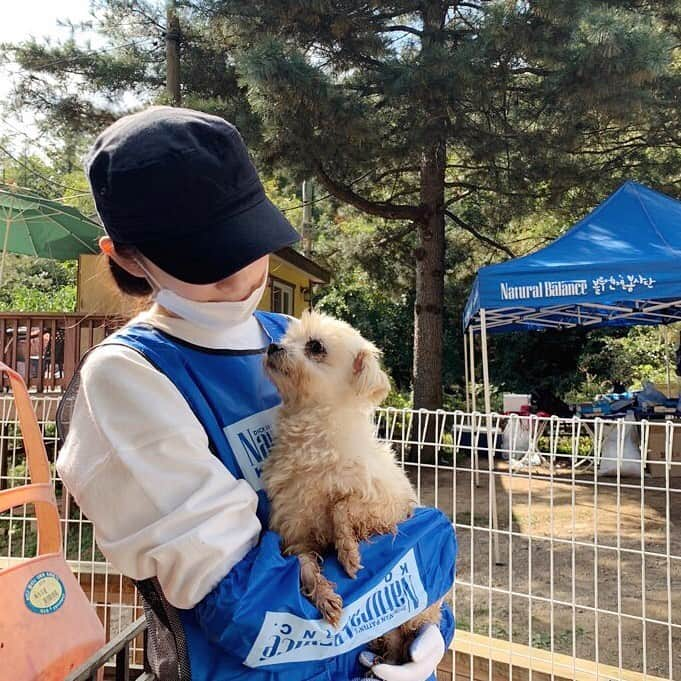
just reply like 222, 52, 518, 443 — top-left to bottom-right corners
0, 312, 123, 392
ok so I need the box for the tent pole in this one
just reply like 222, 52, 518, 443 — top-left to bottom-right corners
0, 216, 10, 287
665, 326, 672, 396
463, 332, 470, 412
469, 327, 477, 412
469, 326, 479, 487
480, 308, 501, 565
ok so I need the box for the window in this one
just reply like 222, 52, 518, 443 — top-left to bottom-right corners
272, 280, 295, 315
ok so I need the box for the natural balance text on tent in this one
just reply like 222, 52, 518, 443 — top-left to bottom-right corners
500, 274, 657, 302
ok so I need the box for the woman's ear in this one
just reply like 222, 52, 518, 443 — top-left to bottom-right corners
99, 236, 114, 256
100, 237, 146, 278
353, 349, 391, 405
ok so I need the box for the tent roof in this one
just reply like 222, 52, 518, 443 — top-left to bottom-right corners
463, 181, 681, 334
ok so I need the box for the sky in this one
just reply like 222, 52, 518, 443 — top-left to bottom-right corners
0, 0, 94, 45
1, 1, 103, 142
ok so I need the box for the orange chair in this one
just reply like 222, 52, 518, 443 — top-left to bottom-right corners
0, 363, 105, 681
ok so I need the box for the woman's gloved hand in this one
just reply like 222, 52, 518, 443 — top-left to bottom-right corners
357, 624, 446, 681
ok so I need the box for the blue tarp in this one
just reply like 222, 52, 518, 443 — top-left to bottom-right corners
463, 181, 681, 334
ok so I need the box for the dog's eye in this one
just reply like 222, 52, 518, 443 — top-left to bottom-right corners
305, 339, 326, 358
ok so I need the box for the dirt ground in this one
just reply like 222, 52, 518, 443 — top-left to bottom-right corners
409, 458, 681, 679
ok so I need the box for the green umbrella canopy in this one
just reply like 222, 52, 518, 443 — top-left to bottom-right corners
0, 187, 103, 261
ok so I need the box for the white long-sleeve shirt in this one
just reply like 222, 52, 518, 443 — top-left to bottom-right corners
56, 306, 270, 609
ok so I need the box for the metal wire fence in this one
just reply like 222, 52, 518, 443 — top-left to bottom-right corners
2, 399, 679, 680
374, 407, 680, 681
0, 395, 146, 667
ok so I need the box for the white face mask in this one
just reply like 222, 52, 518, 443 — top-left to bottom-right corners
136, 258, 268, 329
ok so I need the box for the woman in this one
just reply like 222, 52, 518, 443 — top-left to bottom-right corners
57, 106, 455, 681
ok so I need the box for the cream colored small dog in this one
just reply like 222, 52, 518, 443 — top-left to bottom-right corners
262, 310, 441, 664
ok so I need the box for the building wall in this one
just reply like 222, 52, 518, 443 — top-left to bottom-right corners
78, 253, 312, 318
77, 254, 132, 317
263, 253, 312, 316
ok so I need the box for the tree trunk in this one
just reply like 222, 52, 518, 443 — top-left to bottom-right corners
413, 1, 447, 413
413, 143, 445, 412
166, 0, 182, 106
409, 2, 447, 463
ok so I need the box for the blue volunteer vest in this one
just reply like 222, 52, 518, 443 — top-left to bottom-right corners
100, 311, 455, 681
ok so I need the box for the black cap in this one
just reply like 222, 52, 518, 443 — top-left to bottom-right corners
85, 106, 300, 284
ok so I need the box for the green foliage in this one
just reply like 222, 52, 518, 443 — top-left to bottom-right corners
0, 255, 77, 312
538, 436, 593, 457
7, 460, 28, 486
316, 270, 414, 389
4, 0, 681, 406
488, 324, 680, 403
0, 283, 77, 313
0, 502, 105, 562
569, 325, 678, 400
0, 150, 90, 314
6, 458, 56, 487
382, 388, 413, 410
490, 329, 591, 398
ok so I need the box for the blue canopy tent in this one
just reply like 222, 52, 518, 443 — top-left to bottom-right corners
464, 180, 681, 336
462, 181, 681, 562
463, 181, 681, 410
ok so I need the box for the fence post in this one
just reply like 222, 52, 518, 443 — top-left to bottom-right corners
62, 322, 77, 389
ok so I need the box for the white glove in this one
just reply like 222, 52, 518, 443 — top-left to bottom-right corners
358, 624, 446, 681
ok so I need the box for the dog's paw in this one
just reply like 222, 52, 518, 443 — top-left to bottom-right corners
302, 570, 344, 628
369, 628, 410, 665
338, 544, 363, 579
319, 591, 344, 628
338, 551, 364, 579
342, 555, 363, 579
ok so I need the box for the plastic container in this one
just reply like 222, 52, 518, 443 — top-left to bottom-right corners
502, 393, 531, 413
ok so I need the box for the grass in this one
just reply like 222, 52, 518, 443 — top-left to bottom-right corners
455, 615, 586, 653
537, 435, 593, 457
532, 627, 586, 651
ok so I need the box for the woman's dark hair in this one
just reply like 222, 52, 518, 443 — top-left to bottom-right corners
107, 242, 153, 297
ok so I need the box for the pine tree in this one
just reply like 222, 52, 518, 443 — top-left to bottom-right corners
5, 0, 680, 410
196, 0, 673, 409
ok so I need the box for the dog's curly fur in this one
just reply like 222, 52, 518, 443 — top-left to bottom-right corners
262, 310, 441, 665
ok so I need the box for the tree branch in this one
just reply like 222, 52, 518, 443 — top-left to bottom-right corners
388, 187, 421, 202
444, 180, 541, 199
376, 222, 418, 246
127, 1, 166, 31
382, 25, 423, 37
445, 209, 515, 257
444, 189, 473, 206
455, 1, 493, 11
371, 6, 422, 21
313, 161, 424, 221
509, 66, 553, 77
371, 165, 420, 183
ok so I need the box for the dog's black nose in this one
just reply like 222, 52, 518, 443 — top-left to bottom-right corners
267, 343, 282, 356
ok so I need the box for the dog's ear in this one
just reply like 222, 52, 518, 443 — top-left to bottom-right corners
353, 349, 391, 405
